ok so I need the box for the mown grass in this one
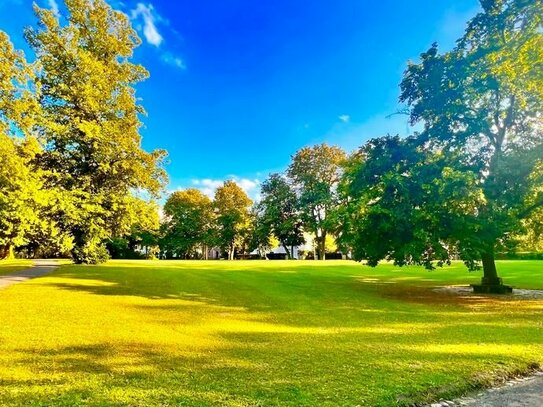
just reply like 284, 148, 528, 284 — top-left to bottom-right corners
0, 260, 541, 406
0, 259, 33, 276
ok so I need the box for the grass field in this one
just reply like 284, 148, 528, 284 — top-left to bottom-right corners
0, 260, 541, 406
0, 259, 33, 276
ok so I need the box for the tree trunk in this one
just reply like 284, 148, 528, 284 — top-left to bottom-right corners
481, 250, 501, 286
228, 245, 234, 260
0, 244, 13, 260
471, 248, 512, 293
318, 232, 326, 260
282, 243, 291, 259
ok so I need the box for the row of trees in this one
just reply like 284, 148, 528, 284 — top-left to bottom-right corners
160, 181, 252, 260
158, 145, 345, 261
0, 0, 166, 263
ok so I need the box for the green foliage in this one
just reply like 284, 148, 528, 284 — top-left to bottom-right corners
287, 144, 346, 259
344, 0, 543, 281
0, 0, 168, 263
214, 181, 252, 260
343, 135, 484, 269
106, 198, 160, 259
161, 189, 214, 259
257, 173, 304, 258
0, 32, 71, 259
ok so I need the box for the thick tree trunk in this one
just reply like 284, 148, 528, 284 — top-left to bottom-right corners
228, 245, 234, 260
481, 251, 501, 286
472, 248, 512, 294
318, 232, 326, 260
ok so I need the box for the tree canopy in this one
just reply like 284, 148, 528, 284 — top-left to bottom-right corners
343, 0, 543, 291
0, 0, 166, 262
288, 144, 346, 259
213, 181, 253, 260
257, 173, 304, 259
161, 189, 214, 259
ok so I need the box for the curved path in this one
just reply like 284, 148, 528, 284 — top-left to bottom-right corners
428, 373, 543, 407
456, 373, 543, 407
0, 259, 59, 290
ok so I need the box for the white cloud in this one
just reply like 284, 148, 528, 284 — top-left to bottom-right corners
339, 114, 350, 123
161, 52, 186, 70
189, 177, 261, 201
47, 0, 59, 17
191, 179, 224, 198
131, 3, 163, 47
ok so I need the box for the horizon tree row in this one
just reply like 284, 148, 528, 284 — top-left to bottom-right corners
158, 144, 346, 260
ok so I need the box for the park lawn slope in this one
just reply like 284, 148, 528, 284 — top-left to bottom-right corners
0, 260, 541, 406
0, 259, 33, 276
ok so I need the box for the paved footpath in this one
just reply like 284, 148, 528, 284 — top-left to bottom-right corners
430, 372, 543, 407
0, 259, 59, 290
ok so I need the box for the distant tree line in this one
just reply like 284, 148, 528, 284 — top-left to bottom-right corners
157, 144, 346, 260
1, 0, 542, 291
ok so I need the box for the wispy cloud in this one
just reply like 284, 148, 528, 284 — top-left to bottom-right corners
129, 2, 186, 70
338, 114, 350, 123
191, 179, 224, 198
161, 52, 186, 70
47, 0, 59, 17
189, 177, 261, 201
131, 3, 163, 47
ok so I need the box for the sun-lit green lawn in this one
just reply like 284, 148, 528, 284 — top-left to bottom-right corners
0, 260, 541, 406
0, 259, 33, 276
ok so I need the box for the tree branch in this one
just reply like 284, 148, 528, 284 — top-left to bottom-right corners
519, 194, 543, 219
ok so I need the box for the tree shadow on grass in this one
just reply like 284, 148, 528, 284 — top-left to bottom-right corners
2, 333, 541, 407
38, 264, 543, 334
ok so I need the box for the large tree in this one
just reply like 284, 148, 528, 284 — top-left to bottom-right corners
0, 32, 71, 259
161, 189, 214, 259
345, 0, 543, 292
25, 0, 167, 263
214, 181, 252, 260
0, 33, 36, 259
287, 144, 346, 260
257, 173, 304, 259
343, 136, 484, 268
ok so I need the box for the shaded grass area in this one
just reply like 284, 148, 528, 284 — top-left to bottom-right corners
0, 259, 33, 276
0, 260, 541, 406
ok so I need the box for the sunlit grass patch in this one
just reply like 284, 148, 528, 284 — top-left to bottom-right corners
0, 260, 541, 406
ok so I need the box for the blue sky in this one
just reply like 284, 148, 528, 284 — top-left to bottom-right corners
5, 0, 480, 199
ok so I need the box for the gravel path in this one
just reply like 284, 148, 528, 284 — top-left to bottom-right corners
433, 285, 543, 299
0, 259, 59, 290
427, 373, 543, 407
